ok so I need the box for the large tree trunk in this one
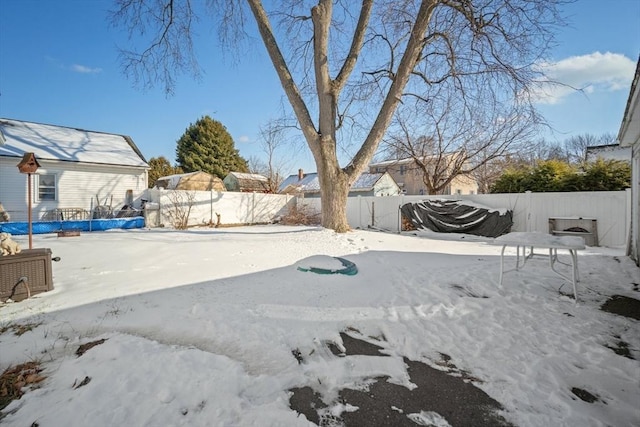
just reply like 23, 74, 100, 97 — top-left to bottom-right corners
318, 165, 350, 232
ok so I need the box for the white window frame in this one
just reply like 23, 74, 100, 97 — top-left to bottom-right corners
37, 173, 57, 201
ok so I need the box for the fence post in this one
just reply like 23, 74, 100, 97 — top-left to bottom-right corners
371, 201, 375, 228
358, 195, 362, 229
397, 194, 404, 233
525, 190, 532, 232
626, 187, 632, 256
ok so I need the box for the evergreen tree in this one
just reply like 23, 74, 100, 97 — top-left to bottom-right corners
491, 159, 630, 193
580, 159, 631, 191
175, 116, 248, 179
147, 156, 183, 188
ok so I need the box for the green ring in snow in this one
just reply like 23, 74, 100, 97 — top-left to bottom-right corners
296, 257, 358, 276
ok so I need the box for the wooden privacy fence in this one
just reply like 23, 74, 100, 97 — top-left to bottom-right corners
299, 190, 630, 247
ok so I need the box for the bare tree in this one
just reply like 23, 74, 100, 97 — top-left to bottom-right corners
258, 120, 298, 192
111, 0, 565, 232
382, 77, 543, 195
563, 133, 616, 163
163, 190, 196, 229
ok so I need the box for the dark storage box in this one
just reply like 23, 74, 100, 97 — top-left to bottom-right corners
0, 248, 54, 302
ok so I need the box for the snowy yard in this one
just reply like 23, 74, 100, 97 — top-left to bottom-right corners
1, 225, 638, 426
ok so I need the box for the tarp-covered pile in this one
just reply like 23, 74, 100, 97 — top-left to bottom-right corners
401, 199, 513, 237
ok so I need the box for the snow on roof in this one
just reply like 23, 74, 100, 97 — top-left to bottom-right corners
0, 118, 148, 168
157, 171, 201, 181
228, 172, 268, 182
585, 144, 632, 162
369, 152, 462, 168
351, 172, 383, 190
278, 172, 320, 193
278, 172, 384, 193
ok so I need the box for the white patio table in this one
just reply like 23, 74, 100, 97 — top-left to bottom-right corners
490, 232, 586, 302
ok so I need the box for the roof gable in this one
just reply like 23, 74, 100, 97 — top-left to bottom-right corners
0, 118, 148, 168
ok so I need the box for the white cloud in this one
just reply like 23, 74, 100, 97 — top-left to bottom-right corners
237, 135, 251, 143
71, 64, 102, 74
531, 52, 635, 105
45, 57, 102, 74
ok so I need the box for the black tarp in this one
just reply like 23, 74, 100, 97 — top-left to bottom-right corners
401, 199, 513, 238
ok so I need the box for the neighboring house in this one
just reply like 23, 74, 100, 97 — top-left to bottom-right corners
369, 155, 478, 195
155, 171, 225, 191
223, 172, 270, 193
585, 144, 632, 162
618, 56, 640, 265
279, 169, 401, 197
0, 118, 148, 222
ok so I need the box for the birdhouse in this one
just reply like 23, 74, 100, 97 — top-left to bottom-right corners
17, 152, 40, 174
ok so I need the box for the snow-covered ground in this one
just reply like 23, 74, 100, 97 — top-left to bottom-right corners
1, 225, 638, 426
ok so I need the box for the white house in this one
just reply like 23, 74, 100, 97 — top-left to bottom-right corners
369, 154, 479, 195
0, 118, 149, 222
279, 169, 401, 197
618, 57, 640, 265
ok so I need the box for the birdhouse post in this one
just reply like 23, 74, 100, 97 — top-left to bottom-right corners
17, 152, 41, 249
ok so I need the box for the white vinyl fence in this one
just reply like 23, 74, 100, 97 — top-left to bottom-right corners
145, 189, 295, 228
299, 190, 630, 247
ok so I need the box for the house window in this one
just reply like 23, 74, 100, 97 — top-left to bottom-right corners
37, 174, 57, 201
455, 189, 462, 195
400, 165, 406, 175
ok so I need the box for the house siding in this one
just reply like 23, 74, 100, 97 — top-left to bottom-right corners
631, 148, 640, 263
369, 157, 478, 195
0, 157, 146, 222
373, 174, 401, 196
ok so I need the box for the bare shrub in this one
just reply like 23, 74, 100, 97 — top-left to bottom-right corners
280, 203, 321, 226
164, 190, 196, 229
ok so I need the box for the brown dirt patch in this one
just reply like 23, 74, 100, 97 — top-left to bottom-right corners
0, 362, 45, 413
76, 338, 108, 357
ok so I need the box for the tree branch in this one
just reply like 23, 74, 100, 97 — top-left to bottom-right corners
246, 0, 318, 150
347, 0, 437, 180
333, 0, 373, 93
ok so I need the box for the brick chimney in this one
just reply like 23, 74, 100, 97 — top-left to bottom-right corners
298, 168, 304, 181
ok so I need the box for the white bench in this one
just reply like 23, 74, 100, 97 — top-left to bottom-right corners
490, 232, 585, 302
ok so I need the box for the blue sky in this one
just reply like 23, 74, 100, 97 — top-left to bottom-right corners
1, 0, 639, 177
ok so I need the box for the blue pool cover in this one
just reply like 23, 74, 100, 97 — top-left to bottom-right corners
0, 217, 144, 235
